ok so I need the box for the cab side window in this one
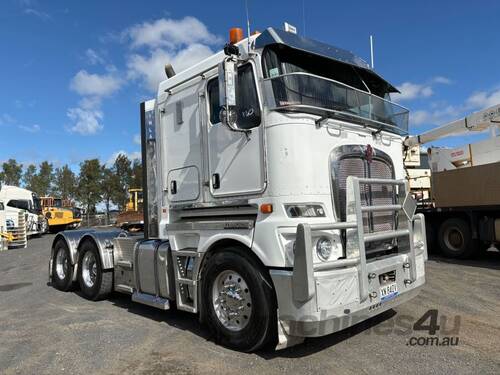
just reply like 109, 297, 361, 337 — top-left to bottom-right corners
207, 63, 261, 129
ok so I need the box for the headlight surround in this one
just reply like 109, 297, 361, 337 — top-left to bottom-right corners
284, 204, 325, 218
316, 237, 332, 261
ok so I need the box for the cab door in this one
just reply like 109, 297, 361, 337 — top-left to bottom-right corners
205, 63, 265, 197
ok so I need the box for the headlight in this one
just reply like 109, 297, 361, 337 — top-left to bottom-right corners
285, 204, 325, 218
316, 237, 332, 261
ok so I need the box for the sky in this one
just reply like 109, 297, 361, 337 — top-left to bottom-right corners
1, 0, 499, 171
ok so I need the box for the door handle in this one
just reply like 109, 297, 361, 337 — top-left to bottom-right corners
170, 180, 177, 194
212, 173, 220, 189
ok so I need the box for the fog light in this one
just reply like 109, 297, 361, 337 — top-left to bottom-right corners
316, 237, 332, 261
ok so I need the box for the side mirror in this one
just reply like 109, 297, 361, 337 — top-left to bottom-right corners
218, 58, 239, 130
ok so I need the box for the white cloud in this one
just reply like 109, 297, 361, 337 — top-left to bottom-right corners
393, 82, 434, 102
85, 48, 105, 65
127, 43, 213, 91
67, 107, 103, 135
106, 150, 141, 167
432, 76, 452, 85
410, 105, 460, 127
466, 89, 500, 109
24, 8, 51, 21
18, 124, 40, 133
126, 16, 221, 50
70, 70, 122, 97
133, 134, 141, 145
393, 76, 452, 102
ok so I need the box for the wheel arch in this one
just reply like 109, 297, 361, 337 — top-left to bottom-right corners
196, 237, 278, 323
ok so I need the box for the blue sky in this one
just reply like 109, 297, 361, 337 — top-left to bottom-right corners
1, 0, 499, 170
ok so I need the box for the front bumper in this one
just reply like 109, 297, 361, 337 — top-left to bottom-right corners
272, 177, 427, 342
272, 253, 425, 338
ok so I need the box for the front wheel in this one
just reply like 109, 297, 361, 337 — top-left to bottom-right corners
77, 241, 113, 300
201, 249, 276, 352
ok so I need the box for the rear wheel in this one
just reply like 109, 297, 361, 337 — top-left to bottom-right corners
438, 218, 476, 259
51, 239, 74, 291
202, 249, 276, 352
77, 241, 113, 300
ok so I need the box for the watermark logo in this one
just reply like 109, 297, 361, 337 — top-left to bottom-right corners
407, 309, 460, 346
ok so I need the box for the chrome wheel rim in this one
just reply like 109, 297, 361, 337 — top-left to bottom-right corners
212, 270, 252, 331
55, 248, 68, 280
82, 251, 97, 288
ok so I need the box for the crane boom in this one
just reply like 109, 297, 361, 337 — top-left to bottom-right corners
404, 103, 500, 147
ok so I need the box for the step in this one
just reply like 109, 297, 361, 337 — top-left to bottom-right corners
132, 292, 170, 310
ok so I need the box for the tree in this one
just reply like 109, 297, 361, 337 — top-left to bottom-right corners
23, 164, 37, 191
112, 154, 132, 210
101, 167, 119, 224
0, 159, 23, 186
31, 161, 54, 196
131, 159, 143, 191
77, 159, 103, 224
54, 165, 77, 200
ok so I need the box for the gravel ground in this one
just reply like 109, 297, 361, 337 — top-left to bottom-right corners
0, 234, 499, 375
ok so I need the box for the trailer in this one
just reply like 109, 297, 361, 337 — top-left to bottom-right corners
404, 104, 500, 258
48, 25, 427, 351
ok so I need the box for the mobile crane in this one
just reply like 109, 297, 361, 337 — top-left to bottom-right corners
404, 104, 500, 258
48, 25, 427, 351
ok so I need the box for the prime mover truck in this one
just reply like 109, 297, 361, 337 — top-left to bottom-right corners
48, 26, 427, 351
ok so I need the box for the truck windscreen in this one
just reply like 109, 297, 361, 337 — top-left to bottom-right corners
262, 45, 409, 135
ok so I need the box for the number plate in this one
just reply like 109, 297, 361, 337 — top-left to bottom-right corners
380, 282, 398, 302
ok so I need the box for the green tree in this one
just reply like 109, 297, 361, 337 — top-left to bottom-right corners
77, 159, 103, 224
23, 164, 37, 191
131, 159, 143, 191
112, 154, 132, 210
101, 167, 119, 224
31, 161, 54, 196
0, 159, 23, 186
54, 165, 77, 200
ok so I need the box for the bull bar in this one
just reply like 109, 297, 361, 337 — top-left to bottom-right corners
292, 176, 420, 303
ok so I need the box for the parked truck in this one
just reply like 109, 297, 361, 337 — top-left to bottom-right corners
0, 200, 13, 250
0, 185, 47, 242
48, 26, 427, 351
404, 104, 500, 258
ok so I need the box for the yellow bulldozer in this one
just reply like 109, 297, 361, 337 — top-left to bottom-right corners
41, 197, 82, 232
116, 188, 144, 231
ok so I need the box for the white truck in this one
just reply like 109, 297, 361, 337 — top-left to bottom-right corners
48, 26, 427, 351
0, 185, 47, 245
404, 104, 500, 258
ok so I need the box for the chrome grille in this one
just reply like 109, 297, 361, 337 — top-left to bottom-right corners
332, 146, 397, 256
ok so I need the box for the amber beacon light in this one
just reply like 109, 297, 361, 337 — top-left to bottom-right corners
229, 27, 244, 44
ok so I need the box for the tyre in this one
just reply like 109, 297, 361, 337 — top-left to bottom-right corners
438, 218, 476, 259
77, 241, 113, 300
51, 239, 74, 291
201, 248, 276, 352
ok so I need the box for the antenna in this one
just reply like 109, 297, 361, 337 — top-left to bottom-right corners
245, 0, 251, 50
370, 35, 374, 69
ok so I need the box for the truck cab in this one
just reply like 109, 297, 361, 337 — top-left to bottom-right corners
0, 185, 47, 239
49, 26, 427, 351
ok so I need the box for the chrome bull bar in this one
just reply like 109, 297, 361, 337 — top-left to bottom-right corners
292, 176, 418, 303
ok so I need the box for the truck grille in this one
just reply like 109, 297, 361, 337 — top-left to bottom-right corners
332, 146, 397, 257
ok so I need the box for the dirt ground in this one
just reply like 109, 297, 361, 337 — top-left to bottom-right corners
0, 234, 499, 375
